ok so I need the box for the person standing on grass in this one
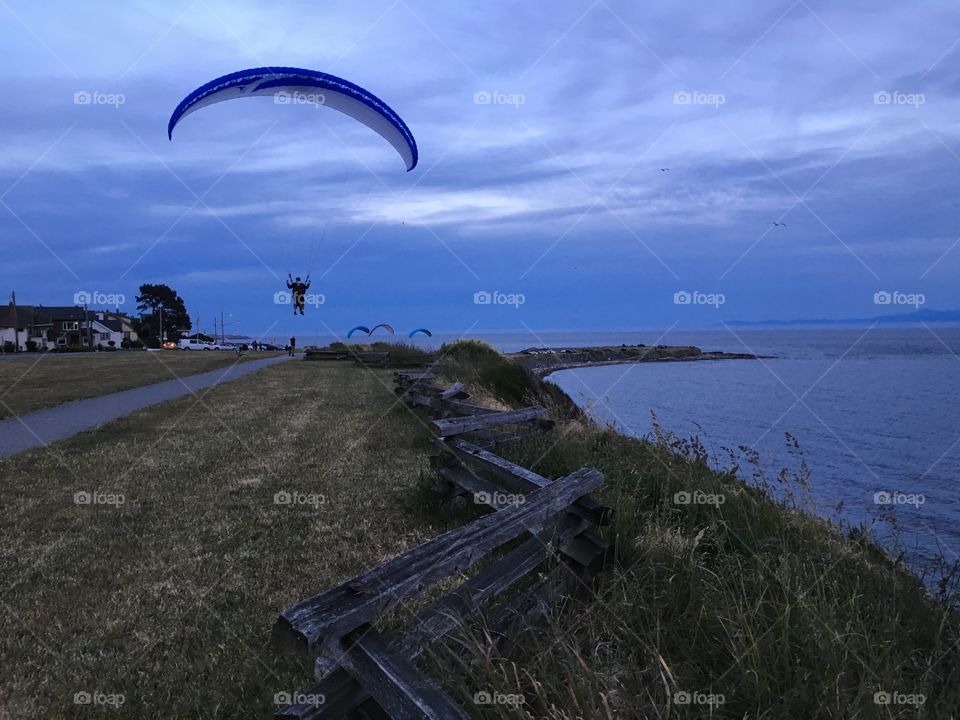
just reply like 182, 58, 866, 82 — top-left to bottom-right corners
288, 336, 296, 357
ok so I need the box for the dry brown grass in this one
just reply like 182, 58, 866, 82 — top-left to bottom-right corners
0, 360, 442, 719
0, 351, 284, 419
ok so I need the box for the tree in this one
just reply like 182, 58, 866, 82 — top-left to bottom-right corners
135, 284, 191, 342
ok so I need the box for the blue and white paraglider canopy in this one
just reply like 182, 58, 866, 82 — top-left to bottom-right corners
168, 67, 418, 171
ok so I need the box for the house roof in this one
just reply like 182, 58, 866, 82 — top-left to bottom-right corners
1, 304, 135, 329
34, 306, 87, 323
99, 318, 125, 332
3, 303, 30, 328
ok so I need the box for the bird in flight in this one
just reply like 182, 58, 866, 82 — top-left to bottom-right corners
659, 168, 670, 172
771, 221, 787, 227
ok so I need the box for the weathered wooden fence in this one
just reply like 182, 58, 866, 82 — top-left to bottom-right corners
270, 369, 611, 719
304, 349, 391, 368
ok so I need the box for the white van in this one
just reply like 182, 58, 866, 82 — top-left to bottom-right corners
178, 339, 226, 351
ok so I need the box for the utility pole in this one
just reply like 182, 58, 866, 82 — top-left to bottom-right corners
220, 311, 224, 345
85, 302, 92, 348
10, 290, 17, 353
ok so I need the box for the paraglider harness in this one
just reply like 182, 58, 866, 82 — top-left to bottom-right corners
287, 274, 311, 315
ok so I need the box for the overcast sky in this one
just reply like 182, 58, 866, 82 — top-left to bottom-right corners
1, 0, 958, 340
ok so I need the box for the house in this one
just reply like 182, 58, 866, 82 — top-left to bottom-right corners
1, 303, 56, 351
0, 303, 140, 351
91, 311, 140, 348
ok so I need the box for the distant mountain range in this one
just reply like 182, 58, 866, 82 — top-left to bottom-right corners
724, 308, 960, 327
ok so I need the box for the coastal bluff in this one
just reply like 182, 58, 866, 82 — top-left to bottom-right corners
509, 343, 761, 377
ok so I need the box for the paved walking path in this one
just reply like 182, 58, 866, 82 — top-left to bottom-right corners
0, 354, 293, 458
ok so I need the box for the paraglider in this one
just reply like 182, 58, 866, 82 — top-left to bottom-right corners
286, 274, 311, 315
369, 323, 395, 335
347, 326, 370, 338
408, 328, 432, 338
168, 67, 418, 171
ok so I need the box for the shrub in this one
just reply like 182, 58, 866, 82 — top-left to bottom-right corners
369, 341, 434, 367
438, 339, 534, 404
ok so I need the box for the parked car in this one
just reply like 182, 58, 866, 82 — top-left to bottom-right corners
178, 339, 226, 351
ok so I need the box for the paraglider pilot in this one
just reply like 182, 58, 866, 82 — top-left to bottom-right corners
287, 274, 311, 315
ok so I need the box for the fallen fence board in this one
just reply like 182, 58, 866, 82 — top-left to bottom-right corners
278, 520, 581, 719
406, 394, 495, 417
436, 398, 497, 416
304, 350, 350, 361
431, 406, 547, 437
338, 629, 470, 720
439, 382, 465, 399
439, 438, 613, 526
437, 465, 511, 510
394, 370, 438, 381
273, 468, 603, 656
395, 526, 563, 659
276, 669, 365, 719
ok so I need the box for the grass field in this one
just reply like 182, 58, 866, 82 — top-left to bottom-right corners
0, 351, 283, 419
2, 343, 958, 719
0, 360, 443, 719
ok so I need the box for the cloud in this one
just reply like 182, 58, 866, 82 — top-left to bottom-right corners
2, 0, 960, 330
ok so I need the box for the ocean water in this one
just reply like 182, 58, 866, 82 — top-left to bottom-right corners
537, 328, 960, 573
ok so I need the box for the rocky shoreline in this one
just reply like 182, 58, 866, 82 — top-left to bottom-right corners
509, 344, 762, 377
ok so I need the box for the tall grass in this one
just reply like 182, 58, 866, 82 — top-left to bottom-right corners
426, 347, 960, 719
438, 340, 582, 417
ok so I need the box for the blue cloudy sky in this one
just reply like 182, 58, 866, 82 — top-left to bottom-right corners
1, 0, 959, 340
